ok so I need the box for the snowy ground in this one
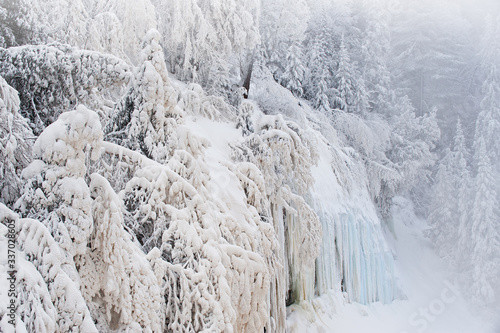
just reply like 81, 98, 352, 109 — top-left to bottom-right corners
287, 196, 498, 333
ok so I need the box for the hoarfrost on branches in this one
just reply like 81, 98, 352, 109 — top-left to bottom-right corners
0, 76, 32, 205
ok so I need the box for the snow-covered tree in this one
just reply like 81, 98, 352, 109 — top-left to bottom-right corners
332, 35, 369, 114
17, 105, 102, 258
303, 19, 334, 105
368, 97, 440, 222
354, 0, 393, 114
1, 203, 98, 332
74, 0, 158, 63
279, 41, 306, 97
0, 76, 32, 206
5, 0, 91, 47
313, 73, 331, 113
0, 44, 76, 133
84, 11, 125, 57
0, 0, 51, 46
463, 21, 500, 299
302, 20, 336, 113
387, 101, 440, 191
453, 119, 473, 267
177, 82, 229, 121
470, 138, 500, 305
116, 143, 272, 332
427, 117, 475, 265
0, 44, 131, 134
0, 0, 30, 47
259, 0, 310, 85
0, 0, 157, 60
0, 206, 57, 333
106, 29, 179, 163
426, 149, 457, 259
77, 173, 164, 332
474, 16, 500, 168
153, 0, 260, 88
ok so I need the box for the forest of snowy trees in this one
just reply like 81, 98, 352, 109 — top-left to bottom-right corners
0, 0, 499, 331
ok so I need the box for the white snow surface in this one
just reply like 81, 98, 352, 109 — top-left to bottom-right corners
287, 196, 496, 333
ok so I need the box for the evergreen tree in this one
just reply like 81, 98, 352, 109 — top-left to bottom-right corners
106, 29, 179, 163
388, 102, 440, 192
259, 0, 310, 87
80, 174, 163, 331
0, 0, 28, 46
0, 76, 32, 206
453, 118, 473, 268
474, 16, 500, 168
313, 72, 331, 113
280, 41, 306, 97
333, 35, 368, 114
0, 44, 131, 135
18, 105, 102, 258
5, 205, 99, 332
470, 138, 500, 305
303, 21, 334, 110
427, 148, 457, 259
153, 0, 260, 87
428, 118, 472, 266
356, 0, 393, 115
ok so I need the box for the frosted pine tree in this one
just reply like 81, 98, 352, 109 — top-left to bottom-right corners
0, 205, 58, 333
85, 10, 125, 57
11, 208, 99, 332
0, 0, 50, 46
1, 203, 100, 332
77, 173, 163, 332
303, 21, 333, 106
56, 0, 89, 49
153, 0, 260, 87
102, 0, 157, 63
14, 107, 99, 327
474, 16, 500, 168
333, 36, 351, 112
280, 41, 306, 97
260, 0, 310, 85
470, 138, 500, 305
0, 0, 29, 46
0, 76, 32, 206
453, 118, 473, 268
0, 44, 76, 133
426, 149, 457, 259
17, 105, 102, 258
467, 21, 500, 296
388, 103, 440, 191
381, 99, 439, 222
356, 0, 393, 114
106, 29, 179, 163
333, 35, 368, 114
110, 92, 274, 332
0, 44, 131, 134
3, 104, 105, 332
314, 72, 331, 113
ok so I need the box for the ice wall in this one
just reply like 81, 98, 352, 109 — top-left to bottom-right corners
311, 136, 398, 305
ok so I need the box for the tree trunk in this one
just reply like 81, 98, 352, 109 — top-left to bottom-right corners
241, 49, 255, 99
